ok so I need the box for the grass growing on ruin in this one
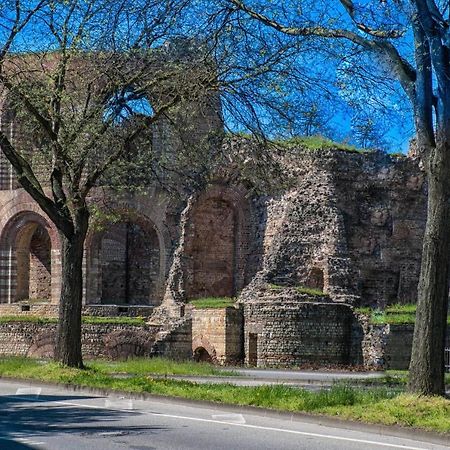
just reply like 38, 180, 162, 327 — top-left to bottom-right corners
230, 133, 364, 153
82, 316, 147, 326
370, 312, 416, 325
269, 284, 327, 297
189, 297, 236, 309
294, 286, 327, 296
0, 315, 147, 326
0, 357, 449, 433
355, 304, 450, 325
276, 136, 370, 154
385, 304, 417, 314
0, 316, 58, 324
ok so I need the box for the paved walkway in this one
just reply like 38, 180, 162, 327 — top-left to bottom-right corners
154, 368, 387, 388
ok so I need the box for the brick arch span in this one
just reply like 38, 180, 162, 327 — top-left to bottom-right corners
85, 209, 167, 306
0, 207, 60, 304
192, 335, 217, 363
184, 183, 252, 300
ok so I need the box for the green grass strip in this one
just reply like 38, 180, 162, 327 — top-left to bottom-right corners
0, 316, 146, 326
0, 357, 449, 433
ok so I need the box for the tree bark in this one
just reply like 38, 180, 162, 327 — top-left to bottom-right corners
409, 138, 450, 395
54, 212, 89, 368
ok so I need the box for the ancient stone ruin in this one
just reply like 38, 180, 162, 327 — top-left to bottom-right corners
0, 52, 445, 370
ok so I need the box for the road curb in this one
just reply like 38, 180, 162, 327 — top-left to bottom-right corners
1, 375, 449, 447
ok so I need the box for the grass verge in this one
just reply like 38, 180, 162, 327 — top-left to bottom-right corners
0, 357, 449, 433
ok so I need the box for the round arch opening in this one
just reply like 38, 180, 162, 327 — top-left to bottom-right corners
0, 213, 54, 303
193, 347, 213, 363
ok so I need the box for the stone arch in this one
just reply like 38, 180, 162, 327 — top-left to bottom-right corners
184, 184, 251, 300
192, 335, 217, 363
193, 347, 213, 363
0, 209, 60, 303
86, 211, 164, 306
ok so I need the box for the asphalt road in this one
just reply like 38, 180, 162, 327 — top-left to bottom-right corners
0, 380, 448, 450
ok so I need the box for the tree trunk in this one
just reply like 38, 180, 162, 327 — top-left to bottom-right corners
54, 215, 89, 368
409, 139, 450, 395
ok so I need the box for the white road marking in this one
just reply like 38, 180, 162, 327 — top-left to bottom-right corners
105, 398, 133, 410
54, 400, 437, 450
16, 437, 45, 445
15, 387, 42, 397
98, 431, 126, 436
211, 413, 246, 423
4, 392, 443, 450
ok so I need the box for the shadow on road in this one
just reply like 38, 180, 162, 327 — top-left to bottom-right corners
0, 394, 170, 447
0, 437, 37, 449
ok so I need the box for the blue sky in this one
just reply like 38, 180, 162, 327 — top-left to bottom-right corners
1, 0, 416, 153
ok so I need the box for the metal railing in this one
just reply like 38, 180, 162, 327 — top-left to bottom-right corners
445, 347, 450, 373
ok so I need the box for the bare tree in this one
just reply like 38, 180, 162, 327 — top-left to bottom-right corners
227, 0, 450, 395
351, 114, 388, 150
0, 0, 219, 367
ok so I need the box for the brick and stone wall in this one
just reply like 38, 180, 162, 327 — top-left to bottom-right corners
242, 148, 427, 308
242, 288, 353, 367
191, 306, 243, 364
0, 303, 155, 318
151, 317, 193, 360
99, 221, 160, 305
0, 132, 435, 368
0, 321, 159, 359
355, 321, 450, 370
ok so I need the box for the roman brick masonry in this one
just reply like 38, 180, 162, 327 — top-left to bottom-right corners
0, 51, 446, 369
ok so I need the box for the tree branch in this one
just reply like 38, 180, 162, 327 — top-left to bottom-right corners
339, 0, 405, 38
229, 0, 416, 99
79, 93, 182, 197
0, 130, 73, 235
414, 0, 449, 91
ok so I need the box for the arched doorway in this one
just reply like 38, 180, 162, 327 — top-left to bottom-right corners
98, 221, 160, 305
17, 224, 52, 301
0, 211, 56, 303
193, 347, 213, 363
